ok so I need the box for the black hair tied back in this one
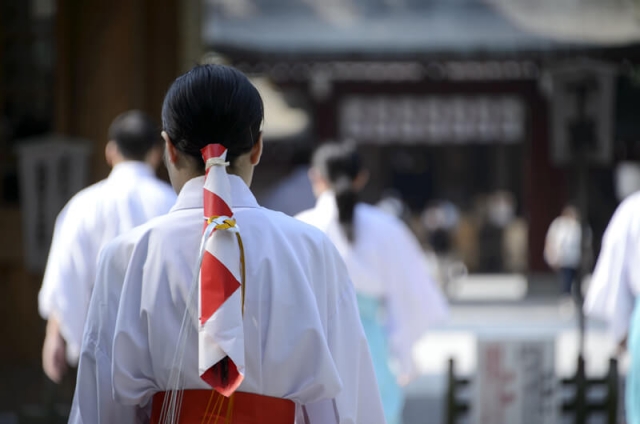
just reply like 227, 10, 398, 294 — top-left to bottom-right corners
161, 64, 264, 170
312, 142, 362, 243
334, 175, 358, 242
161, 64, 264, 386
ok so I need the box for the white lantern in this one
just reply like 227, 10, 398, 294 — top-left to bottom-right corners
544, 59, 617, 166
16, 135, 92, 273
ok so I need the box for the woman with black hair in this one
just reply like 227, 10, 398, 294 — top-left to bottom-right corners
69, 65, 384, 424
297, 142, 449, 424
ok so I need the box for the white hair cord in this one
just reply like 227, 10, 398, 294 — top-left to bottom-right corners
205, 157, 229, 170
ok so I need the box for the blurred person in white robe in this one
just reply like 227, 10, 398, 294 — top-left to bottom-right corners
544, 205, 584, 313
376, 190, 408, 222
297, 142, 449, 424
38, 110, 176, 384
69, 65, 384, 424
584, 183, 640, 424
615, 161, 640, 202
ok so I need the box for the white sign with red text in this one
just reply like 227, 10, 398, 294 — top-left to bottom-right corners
473, 337, 559, 424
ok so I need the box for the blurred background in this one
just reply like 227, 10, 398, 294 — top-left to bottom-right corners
3, 0, 640, 423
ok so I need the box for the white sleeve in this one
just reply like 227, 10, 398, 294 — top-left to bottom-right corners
543, 219, 558, 266
584, 205, 637, 342
39, 203, 95, 365
383, 220, 449, 376
69, 240, 144, 424
38, 206, 69, 318
111, 237, 157, 408
305, 239, 385, 424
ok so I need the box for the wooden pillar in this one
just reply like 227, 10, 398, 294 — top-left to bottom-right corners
178, 0, 203, 73
524, 85, 567, 272
55, 0, 179, 182
0, 0, 180, 368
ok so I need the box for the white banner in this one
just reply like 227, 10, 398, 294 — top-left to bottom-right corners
473, 337, 559, 424
339, 95, 525, 144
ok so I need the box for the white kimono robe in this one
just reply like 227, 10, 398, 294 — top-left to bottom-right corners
296, 192, 449, 379
69, 175, 384, 424
584, 192, 640, 342
38, 161, 176, 364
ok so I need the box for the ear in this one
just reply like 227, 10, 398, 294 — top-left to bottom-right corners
145, 145, 164, 170
354, 169, 370, 191
162, 131, 179, 165
105, 140, 117, 167
308, 167, 330, 197
308, 167, 321, 185
249, 134, 263, 166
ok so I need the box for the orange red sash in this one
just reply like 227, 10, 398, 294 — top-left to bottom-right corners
150, 390, 295, 424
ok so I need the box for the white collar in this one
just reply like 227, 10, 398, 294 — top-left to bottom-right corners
315, 190, 339, 217
108, 161, 154, 180
171, 174, 260, 213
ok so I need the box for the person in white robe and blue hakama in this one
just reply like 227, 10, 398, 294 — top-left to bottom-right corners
297, 142, 449, 424
584, 192, 640, 424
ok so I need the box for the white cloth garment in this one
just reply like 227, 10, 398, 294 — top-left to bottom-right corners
296, 191, 449, 377
584, 192, 640, 342
69, 175, 384, 424
544, 216, 582, 269
38, 161, 176, 364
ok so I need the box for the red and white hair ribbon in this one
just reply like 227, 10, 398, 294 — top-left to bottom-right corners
198, 144, 246, 396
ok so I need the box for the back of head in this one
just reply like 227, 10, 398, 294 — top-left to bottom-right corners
562, 204, 579, 220
312, 141, 362, 242
162, 64, 264, 171
108, 110, 161, 161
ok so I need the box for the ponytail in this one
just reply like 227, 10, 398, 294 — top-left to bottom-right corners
334, 176, 358, 242
311, 142, 363, 243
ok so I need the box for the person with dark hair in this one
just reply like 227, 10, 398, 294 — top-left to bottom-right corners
584, 192, 640, 424
544, 204, 592, 315
297, 142, 449, 424
108, 110, 165, 161
38, 110, 176, 385
69, 65, 384, 424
